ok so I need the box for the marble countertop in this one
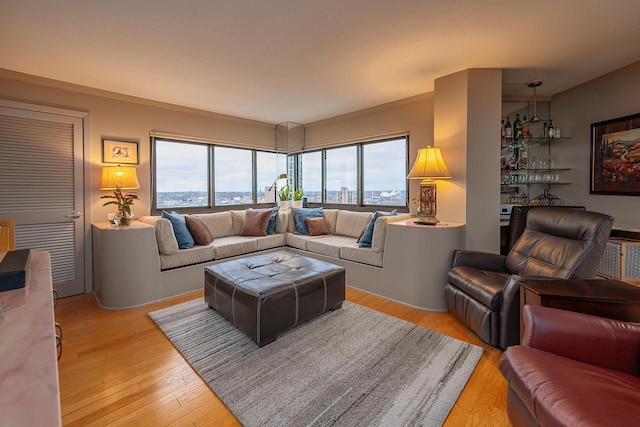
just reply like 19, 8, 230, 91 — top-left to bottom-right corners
0, 250, 61, 426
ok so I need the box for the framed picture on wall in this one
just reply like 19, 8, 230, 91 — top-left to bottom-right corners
591, 113, 640, 195
102, 138, 139, 164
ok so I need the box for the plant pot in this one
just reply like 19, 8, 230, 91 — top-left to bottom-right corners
278, 200, 290, 210
291, 200, 303, 208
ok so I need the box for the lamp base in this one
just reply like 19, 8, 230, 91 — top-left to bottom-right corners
414, 215, 440, 226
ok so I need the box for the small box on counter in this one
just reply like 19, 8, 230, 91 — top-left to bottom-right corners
0, 249, 32, 292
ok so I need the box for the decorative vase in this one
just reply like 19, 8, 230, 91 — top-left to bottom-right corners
116, 211, 133, 226
278, 200, 290, 210
291, 200, 303, 208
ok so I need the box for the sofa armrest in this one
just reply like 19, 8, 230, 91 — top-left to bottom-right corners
138, 216, 179, 255
451, 249, 507, 271
522, 305, 640, 376
371, 213, 413, 253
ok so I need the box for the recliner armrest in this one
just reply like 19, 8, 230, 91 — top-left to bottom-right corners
522, 305, 640, 376
451, 249, 507, 272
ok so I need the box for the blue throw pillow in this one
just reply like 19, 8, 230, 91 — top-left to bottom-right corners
358, 209, 397, 248
162, 210, 195, 249
249, 206, 280, 235
291, 207, 324, 235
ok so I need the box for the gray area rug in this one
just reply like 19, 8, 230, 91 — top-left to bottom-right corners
149, 300, 483, 426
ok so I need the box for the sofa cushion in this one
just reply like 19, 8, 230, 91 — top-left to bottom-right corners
306, 235, 358, 258
162, 211, 195, 249
211, 236, 260, 259
358, 209, 397, 248
139, 216, 179, 255
285, 233, 324, 251
500, 346, 640, 427
323, 209, 339, 234
291, 207, 324, 235
159, 245, 215, 270
335, 210, 373, 238
192, 211, 235, 238
240, 209, 271, 236
255, 234, 286, 251
249, 206, 279, 235
276, 210, 290, 234
340, 243, 384, 267
306, 217, 330, 236
185, 216, 213, 245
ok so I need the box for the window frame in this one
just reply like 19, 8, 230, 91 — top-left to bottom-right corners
151, 134, 409, 214
151, 137, 285, 214
292, 135, 409, 211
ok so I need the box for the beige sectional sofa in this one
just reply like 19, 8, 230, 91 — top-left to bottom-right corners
92, 207, 465, 312
140, 208, 406, 270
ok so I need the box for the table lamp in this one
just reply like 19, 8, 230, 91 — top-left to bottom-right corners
100, 165, 140, 190
407, 146, 451, 225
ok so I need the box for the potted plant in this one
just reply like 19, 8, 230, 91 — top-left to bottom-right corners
292, 188, 304, 208
101, 185, 140, 226
277, 184, 291, 210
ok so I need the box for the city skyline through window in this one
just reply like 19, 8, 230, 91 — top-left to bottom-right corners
153, 136, 408, 211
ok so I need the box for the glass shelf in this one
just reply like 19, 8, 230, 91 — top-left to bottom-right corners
503, 168, 571, 175
502, 136, 571, 149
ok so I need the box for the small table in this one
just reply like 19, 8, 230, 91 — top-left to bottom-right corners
519, 278, 640, 337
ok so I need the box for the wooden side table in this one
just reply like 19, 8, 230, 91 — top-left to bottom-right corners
519, 278, 640, 337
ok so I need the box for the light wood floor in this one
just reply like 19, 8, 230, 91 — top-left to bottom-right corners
56, 288, 511, 426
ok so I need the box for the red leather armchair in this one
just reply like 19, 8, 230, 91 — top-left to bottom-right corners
499, 305, 640, 426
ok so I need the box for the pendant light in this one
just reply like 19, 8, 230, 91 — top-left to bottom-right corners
528, 80, 542, 123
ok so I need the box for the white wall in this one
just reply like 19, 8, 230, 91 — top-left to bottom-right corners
305, 92, 435, 211
551, 61, 640, 230
0, 69, 275, 226
436, 68, 502, 252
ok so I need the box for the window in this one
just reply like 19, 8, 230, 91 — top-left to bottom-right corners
214, 146, 252, 206
155, 140, 209, 209
362, 138, 407, 206
325, 146, 358, 204
152, 134, 408, 211
256, 151, 287, 203
292, 135, 408, 208
299, 151, 322, 203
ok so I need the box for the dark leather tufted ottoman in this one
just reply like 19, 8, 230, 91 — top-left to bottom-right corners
204, 250, 345, 346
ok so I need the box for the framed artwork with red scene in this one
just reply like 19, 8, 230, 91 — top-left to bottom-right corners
591, 113, 640, 195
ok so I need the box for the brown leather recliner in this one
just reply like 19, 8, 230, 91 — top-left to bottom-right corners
499, 305, 640, 426
445, 208, 613, 349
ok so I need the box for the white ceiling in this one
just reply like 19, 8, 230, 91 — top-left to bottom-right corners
2, 0, 640, 124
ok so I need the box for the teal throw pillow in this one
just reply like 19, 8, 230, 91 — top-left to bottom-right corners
291, 207, 324, 235
162, 210, 195, 249
358, 209, 397, 248
250, 206, 280, 235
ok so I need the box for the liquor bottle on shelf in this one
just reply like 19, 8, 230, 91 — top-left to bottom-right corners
522, 116, 530, 139
520, 148, 528, 170
505, 116, 512, 140
514, 114, 523, 141
501, 119, 506, 143
547, 120, 555, 138
555, 124, 561, 138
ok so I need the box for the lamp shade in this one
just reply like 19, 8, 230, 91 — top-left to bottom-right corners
407, 146, 452, 180
100, 165, 140, 190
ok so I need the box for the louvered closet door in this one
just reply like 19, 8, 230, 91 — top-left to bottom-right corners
0, 106, 84, 297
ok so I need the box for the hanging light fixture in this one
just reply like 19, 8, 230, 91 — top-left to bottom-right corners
528, 79, 543, 123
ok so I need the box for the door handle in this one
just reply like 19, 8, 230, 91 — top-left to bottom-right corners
65, 211, 82, 219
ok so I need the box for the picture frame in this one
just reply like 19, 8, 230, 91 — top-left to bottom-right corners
590, 113, 640, 195
102, 138, 139, 165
